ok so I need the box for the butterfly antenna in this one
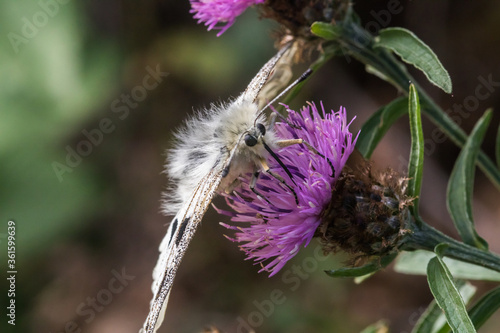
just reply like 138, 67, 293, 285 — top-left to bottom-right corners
255, 68, 313, 122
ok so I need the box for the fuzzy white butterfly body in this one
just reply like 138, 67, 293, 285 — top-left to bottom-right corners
162, 99, 278, 217
142, 46, 296, 333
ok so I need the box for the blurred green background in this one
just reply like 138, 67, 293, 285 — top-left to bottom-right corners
1, 1, 500, 332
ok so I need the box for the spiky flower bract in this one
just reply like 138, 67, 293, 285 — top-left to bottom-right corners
216, 102, 358, 276
190, 0, 265, 36
319, 165, 412, 264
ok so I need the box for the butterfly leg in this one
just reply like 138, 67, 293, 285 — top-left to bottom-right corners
258, 158, 299, 205
267, 112, 278, 132
223, 171, 274, 206
224, 177, 242, 194
248, 171, 272, 205
276, 138, 335, 177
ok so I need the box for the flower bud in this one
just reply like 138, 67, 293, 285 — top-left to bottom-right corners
318, 164, 412, 264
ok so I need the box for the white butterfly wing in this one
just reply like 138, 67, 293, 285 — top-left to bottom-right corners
142, 43, 293, 333
143, 166, 224, 332
236, 43, 291, 105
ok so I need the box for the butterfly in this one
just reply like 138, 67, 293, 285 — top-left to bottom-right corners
142, 43, 312, 333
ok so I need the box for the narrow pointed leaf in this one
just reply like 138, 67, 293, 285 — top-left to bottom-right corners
446, 110, 492, 250
354, 272, 375, 284
365, 64, 394, 86
395, 251, 500, 281
411, 299, 443, 333
407, 84, 424, 215
433, 282, 477, 333
375, 27, 452, 93
433, 285, 500, 333
435, 287, 500, 333
467, 286, 500, 330
356, 97, 408, 159
417, 99, 500, 191
413, 281, 475, 333
325, 253, 396, 278
311, 21, 341, 40
360, 320, 389, 333
427, 245, 476, 333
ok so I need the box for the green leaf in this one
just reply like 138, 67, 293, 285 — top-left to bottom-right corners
433, 281, 477, 333
412, 299, 443, 333
375, 27, 452, 93
395, 251, 500, 282
467, 286, 500, 330
427, 245, 476, 333
311, 21, 341, 41
407, 84, 424, 215
365, 64, 399, 88
325, 253, 396, 278
356, 97, 408, 159
434, 286, 500, 333
354, 272, 376, 284
413, 281, 476, 333
446, 110, 492, 250
418, 98, 500, 191
496, 124, 500, 169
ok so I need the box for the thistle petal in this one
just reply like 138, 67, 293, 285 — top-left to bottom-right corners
190, 0, 265, 36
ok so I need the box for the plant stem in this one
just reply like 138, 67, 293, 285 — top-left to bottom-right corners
333, 19, 500, 190
400, 217, 500, 273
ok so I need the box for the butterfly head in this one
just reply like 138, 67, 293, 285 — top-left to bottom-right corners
243, 123, 266, 147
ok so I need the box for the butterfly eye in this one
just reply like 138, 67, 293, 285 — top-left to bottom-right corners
256, 123, 266, 135
244, 134, 258, 147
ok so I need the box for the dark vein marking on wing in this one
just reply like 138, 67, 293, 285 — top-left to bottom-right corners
168, 218, 178, 247
175, 217, 190, 246
145, 167, 225, 332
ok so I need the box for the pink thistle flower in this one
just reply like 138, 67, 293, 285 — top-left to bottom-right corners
190, 0, 265, 36
216, 102, 358, 276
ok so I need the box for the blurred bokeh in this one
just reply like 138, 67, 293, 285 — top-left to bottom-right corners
1, 1, 499, 332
